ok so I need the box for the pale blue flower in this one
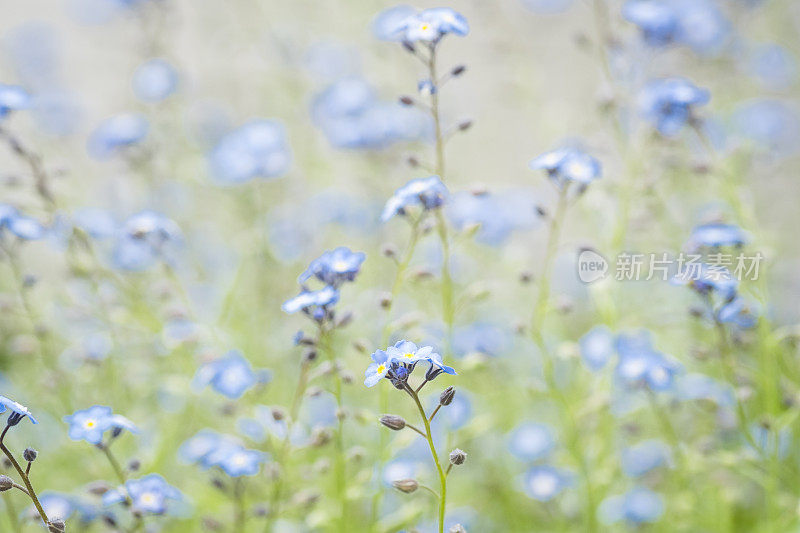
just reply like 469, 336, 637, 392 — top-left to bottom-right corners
282, 285, 339, 314
193, 350, 260, 400
298, 246, 366, 287
377, 6, 469, 43
521, 466, 571, 501
686, 223, 748, 251
638, 78, 709, 137
364, 349, 391, 387
599, 487, 664, 524
122, 474, 182, 514
0, 84, 31, 118
87, 113, 149, 159
209, 119, 291, 184
0, 395, 37, 425
508, 422, 556, 461
132, 58, 178, 102
381, 176, 448, 221
529, 147, 602, 189
621, 440, 671, 477
579, 326, 614, 371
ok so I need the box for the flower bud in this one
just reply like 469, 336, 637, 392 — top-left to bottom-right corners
458, 120, 473, 131
399, 96, 415, 106
47, 519, 66, 533
0, 475, 13, 491
449, 448, 467, 465
23, 448, 37, 462
380, 414, 406, 431
392, 479, 418, 494
439, 386, 455, 406
451, 65, 466, 77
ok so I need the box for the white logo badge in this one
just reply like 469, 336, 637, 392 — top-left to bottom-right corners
577, 249, 608, 284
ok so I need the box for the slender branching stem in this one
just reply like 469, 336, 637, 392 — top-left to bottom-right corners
0, 425, 49, 526
404, 385, 447, 533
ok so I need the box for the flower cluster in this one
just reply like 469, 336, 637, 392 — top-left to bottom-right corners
374, 6, 469, 44
63, 406, 138, 445
365, 340, 455, 388
209, 119, 292, 184
381, 176, 448, 222
180, 430, 268, 477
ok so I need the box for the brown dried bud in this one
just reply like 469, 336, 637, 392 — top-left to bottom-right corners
0, 475, 13, 491
439, 386, 455, 406
380, 414, 406, 431
399, 96, 415, 106
392, 479, 419, 493
451, 65, 466, 76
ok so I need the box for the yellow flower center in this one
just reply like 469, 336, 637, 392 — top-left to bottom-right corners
403, 353, 415, 359
377, 364, 386, 374
84, 419, 96, 429
140, 492, 156, 505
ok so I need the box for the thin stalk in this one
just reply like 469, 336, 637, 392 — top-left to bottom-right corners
233, 479, 246, 533
405, 386, 447, 533
426, 44, 455, 356
320, 328, 347, 532
0, 425, 49, 527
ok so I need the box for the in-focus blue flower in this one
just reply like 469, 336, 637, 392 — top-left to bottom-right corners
579, 326, 615, 371
0, 84, 31, 119
621, 440, 671, 477
112, 210, 182, 271
132, 58, 178, 102
298, 247, 366, 287
364, 349, 392, 387
508, 422, 556, 461
0, 395, 37, 425
599, 487, 664, 525
425, 351, 457, 381
87, 113, 149, 159
386, 340, 434, 365
193, 350, 260, 400
282, 285, 339, 315
376, 6, 469, 43
529, 147, 602, 189
521, 465, 570, 501
685, 223, 748, 251
638, 78, 709, 137
63, 405, 138, 444
381, 176, 448, 222
209, 119, 291, 184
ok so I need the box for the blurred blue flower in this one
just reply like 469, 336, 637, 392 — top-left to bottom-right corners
521, 465, 571, 501
180, 430, 268, 477
0, 204, 46, 241
638, 78, 709, 137
376, 6, 469, 43
508, 422, 556, 461
87, 113, 148, 159
675, 373, 734, 406
452, 322, 512, 357
112, 210, 182, 271
381, 176, 448, 222
717, 296, 759, 329
111, 474, 182, 515
672, 263, 738, 301
209, 119, 291, 184
621, 439, 671, 477
0, 395, 37, 425
217, 447, 266, 477
623, 0, 729, 54
38, 493, 75, 522
312, 77, 429, 150
447, 191, 539, 246
685, 222, 748, 251
179, 429, 225, 464
73, 207, 117, 239
747, 44, 797, 90
732, 99, 800, 156
529, 147, 602, 189
63, 405, 138, 444
579, 326, 615, 371
622, 0, 679, 47
614, 333, 680, 392
193, 350, 261, 400
519, 0, 574, 15
599, 487, 664, 524
0, 84, 31, 119
298, 246, 366, 287
132, 58, 178, 102
282, 285, 339, 314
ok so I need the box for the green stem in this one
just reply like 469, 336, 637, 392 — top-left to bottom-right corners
406, 386, 447, 533
320, 328, 346, 532
0, 425, 49, 527
233, 479, 246, 533
2, 493, 21, 533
